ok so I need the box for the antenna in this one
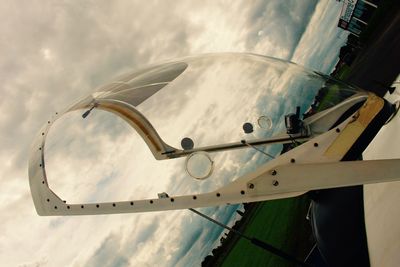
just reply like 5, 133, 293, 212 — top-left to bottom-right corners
296, 106, 301, 118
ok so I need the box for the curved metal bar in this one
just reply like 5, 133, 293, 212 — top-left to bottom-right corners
95, 99, 179, 160
29, 94, 393, 216
27, 108, 350, 216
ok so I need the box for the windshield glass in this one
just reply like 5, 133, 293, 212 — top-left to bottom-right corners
48, 53, 364, 200
123, 54, 362, 148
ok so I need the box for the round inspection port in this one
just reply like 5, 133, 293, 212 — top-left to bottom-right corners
185, 151, 214, 180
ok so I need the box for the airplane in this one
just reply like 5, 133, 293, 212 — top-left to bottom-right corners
29, 53, 400, 266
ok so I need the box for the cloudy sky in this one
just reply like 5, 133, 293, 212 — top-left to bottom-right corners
0, 1, 349, 266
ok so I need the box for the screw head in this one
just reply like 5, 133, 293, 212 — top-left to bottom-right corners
272, 180, 279, 186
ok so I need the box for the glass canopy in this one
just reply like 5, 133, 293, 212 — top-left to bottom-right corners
46, 53, 366, 200
88, 53, 362, 149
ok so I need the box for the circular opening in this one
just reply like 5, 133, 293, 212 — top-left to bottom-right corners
257, 116, 273, 130
185, 151, 214, 180
181, 137, 194, 150
242, 122, 254, 134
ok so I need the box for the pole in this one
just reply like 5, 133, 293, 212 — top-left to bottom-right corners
189, 208, 310, 267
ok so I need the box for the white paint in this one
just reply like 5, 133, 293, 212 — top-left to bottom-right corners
364, 78, 400, 267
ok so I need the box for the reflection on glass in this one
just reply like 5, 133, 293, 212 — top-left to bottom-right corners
94, 62, 188, 106
55, 53, 365, 199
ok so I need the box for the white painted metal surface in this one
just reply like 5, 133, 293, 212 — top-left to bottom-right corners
364, 80, 400, 267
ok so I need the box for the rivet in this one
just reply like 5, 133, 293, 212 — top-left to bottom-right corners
130, 202, 134, 206
150, 200, 153, 204
272, 180, 279, 186
240, 190, 245, 195
81, 205, 84, 209
247, 183, 255, 189
314, 143, 319, 147
96, 204, 99, 208
336, 128, 340, 133
271, 170, 277, 176
193, 196, 197, 200
46, 198, 50, 202
290, 158, 295, 163
54, 206, 57, 209
67, 206, 70, 209
112, 203, 116, 207
216, 193, 221, 197
170, 198, 174, 202
42, 181, 45, 184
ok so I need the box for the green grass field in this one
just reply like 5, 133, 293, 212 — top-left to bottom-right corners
335, 65, 352, 81
219, 196, 313, 267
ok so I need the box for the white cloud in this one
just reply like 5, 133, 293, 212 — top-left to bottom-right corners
0, 0, 349, 266
291, 0, 349, 73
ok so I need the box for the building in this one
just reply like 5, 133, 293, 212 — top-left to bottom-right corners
337, 0, 380, 36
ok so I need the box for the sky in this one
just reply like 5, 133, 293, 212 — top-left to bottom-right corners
0, 1, 349, 266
